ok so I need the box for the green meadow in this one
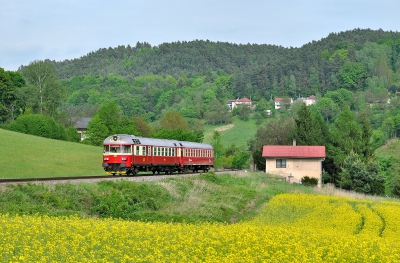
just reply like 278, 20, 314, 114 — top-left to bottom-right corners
203, 117, 258, 148
0, 128, 104, 178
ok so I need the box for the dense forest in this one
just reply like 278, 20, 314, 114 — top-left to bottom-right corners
1, 28, 400, 196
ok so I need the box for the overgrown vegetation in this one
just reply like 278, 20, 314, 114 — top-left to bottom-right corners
0, 172, 317, 223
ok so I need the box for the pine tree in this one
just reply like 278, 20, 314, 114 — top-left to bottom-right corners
294, 103, 324, 146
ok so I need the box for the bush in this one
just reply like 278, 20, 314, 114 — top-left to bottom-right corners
392, 177, 400, 198
7, 114, 67, 140
301, 176, 318, 187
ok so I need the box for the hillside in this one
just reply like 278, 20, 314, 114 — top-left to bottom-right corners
51, 29, 400, 81
203, 117, 258, 148
0, 129, 104, 178
375, 138, 400, 192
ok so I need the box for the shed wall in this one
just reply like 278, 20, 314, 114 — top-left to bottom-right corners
265, 158, 322, 186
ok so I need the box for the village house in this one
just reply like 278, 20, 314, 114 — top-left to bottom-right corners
226, 97, 252, 111
262, 140, 325, 187
274, 97, 293, 109
295, 95, 316, 106
73, 117, 92, 141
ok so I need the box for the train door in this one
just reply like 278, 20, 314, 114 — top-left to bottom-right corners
147, 146, 153, 164
177, 147, 183, 167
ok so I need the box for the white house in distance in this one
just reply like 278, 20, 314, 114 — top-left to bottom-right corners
262, 141, 325, 187
295, 95, 316, 106
226, 97, 252, 111
274, 97, 293, 109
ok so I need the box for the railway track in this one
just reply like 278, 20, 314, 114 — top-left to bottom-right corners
0, 170, 242, 185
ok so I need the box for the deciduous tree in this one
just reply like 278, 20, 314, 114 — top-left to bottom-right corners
160, 110, 188, 131
21, 60, 65, 116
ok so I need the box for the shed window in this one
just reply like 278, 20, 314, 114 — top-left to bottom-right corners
276, 159, 286, 168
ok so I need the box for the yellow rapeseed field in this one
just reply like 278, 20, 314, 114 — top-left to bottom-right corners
1, 193, 399, 262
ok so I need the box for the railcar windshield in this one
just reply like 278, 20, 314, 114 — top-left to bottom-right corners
103, 145, 131, 153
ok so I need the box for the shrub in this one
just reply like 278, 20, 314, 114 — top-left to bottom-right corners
301, 176, 318, 187
8, 114, 67, 140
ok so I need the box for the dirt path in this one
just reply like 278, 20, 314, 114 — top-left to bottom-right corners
215, 124, 234, 132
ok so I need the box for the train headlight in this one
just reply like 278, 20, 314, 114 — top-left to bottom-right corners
104, 157, 109, 161
122, 157, 127, 161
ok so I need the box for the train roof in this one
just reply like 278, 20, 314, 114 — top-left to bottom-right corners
103, 134, 213, 149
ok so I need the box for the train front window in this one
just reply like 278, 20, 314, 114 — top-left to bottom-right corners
103, 145, 110, 153
110, 146, 121, 153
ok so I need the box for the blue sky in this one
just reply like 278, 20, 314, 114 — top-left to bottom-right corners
1, 0, 399, 71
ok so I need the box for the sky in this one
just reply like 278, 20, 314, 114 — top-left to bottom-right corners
1, 0, 399, 71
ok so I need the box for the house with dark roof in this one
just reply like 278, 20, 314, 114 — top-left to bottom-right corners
262, 141, 325, 187
295, 95, 316, 106
73, 117, 92, 141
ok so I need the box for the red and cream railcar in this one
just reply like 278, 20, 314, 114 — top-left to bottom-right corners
102, 134, 214, 175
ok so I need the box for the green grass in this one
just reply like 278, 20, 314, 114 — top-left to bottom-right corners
0, 128, 104, 178
203, 117, 258, 148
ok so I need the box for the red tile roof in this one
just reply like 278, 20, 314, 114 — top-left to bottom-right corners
238, 97, 251, 102
262, 145, 325, 158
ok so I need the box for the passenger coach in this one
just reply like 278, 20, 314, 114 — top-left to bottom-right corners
102, 134, 214, 175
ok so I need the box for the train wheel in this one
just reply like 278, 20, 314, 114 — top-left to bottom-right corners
157, 170, 160, 174
152, 170, 156, 175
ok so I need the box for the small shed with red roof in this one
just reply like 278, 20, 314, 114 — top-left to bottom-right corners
262, 143, 325, 187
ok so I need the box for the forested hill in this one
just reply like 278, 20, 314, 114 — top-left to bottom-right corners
45, 28, 400, 102
52, 28, 400, 81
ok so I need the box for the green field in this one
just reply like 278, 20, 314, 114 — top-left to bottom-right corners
0, 128, 104, 178
203, 117, 258, 148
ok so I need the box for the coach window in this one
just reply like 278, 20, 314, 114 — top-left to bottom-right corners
148, 146, 151, 156
276, 159, 286, 168
142, 146, 146, 155
122, 146, 131, 153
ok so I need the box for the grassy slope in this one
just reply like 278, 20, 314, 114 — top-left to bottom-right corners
0, 172, 317, 222
375, 138, 400, 184
0, 129, 104, 178
203, 117, 258, 148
